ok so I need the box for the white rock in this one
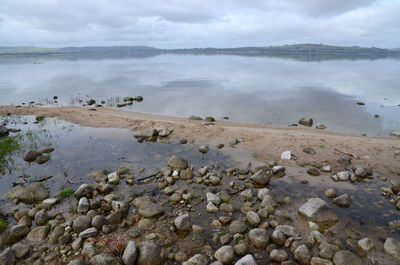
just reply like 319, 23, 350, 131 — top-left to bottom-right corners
281, 151, 292, 160
107, 172, 119, 184
337, 171, 350, 181
207, 192, 221, 205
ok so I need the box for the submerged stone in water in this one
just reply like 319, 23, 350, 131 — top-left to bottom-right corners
6, 183, 49, 203
23, 151, 41, 162
298, 117, 313, 127
168, 155, 188, 170
298, 198, 338, 224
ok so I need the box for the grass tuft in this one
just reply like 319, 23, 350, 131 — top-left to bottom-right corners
59, 188, 74, 198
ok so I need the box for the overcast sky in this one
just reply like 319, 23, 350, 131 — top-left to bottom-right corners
0, 0, 399, 48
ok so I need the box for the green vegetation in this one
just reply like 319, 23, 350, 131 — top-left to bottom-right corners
0, 135, 21, 172
59, 188, 74, 198
0, 219, 7, 232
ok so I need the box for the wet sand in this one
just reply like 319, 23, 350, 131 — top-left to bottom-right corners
1, 105, 399, 180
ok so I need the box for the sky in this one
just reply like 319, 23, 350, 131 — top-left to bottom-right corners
0, 0, 399, 48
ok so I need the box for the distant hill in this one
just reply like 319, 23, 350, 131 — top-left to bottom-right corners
0, 44, 399, 61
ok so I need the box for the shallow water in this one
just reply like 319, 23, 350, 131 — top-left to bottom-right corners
1, 55, 400, 136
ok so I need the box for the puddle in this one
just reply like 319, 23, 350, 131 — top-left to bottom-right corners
0, 115, 399, 264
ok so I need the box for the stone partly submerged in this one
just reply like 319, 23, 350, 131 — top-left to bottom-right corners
298, 198, 338, 225
298, 117, 313, 127
391, 131, 400, 138
384, 238, 400, 259
6, 183, 49, 203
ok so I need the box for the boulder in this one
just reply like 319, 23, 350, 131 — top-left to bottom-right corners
137, 241, 163, 265
214, 246, 234, 264
7, 224, 30, 244
26, 226, 50, 241
75, 184, 93, 198
23, 151, 41, 162
333, 194, 352, 208
138, 201, 164, 218
248, 228, 269, 249
6, 183, 49, 203
384, 238, 400, 259
298, 198, 338, 224
174, 213, 191, 231
122, 241, 137, 265
299, 117, 313, 127
73, 215, 91, 233
332, 250, 362, 265
250, 170, 271, 185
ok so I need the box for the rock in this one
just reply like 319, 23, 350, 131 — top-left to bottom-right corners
35, 155, 50, 164
11, 243, 29, 259
354, 167, 367, 177
271, 230, 286, 245
135, 96, 143, 102
250, 170, 271, 185
137, 241, 163, 265
333, 194, 352, 208
205, 116, 215, 122
272, 165, 285, 175
90, 253, 117, 265
391, 131, 400, 138
248, 228, 269, 249
311, 257, 333, 265
158, 128, 173, 137
23, 151, 41, 162
0, 125, 9, 136
138, 201, 164, 218
77, 197, 90, 213
270, 249, 288, 262
307, 168, 321, 176
124, 97, 134, 102
189, 116, 203, 121
199, 145, 209, 154
281, 151, 292, 160
357, 238, 374, 252
294, 245, 311, 264
122, 241, 137, 265
34, 209, 50, 225
7, 224, 30, 244
49, 225, 65, 244
219, 203, 234, 212
174, 213, 191, 231
180, 170, 193, 180
72, 238, 83, 250
167, 156, 188, 170
321, 165, 331, 172
107, 172, 119, 185
324, 189, 336, 198
185, 254, 208, 265
246, 211, 261, 227
299, 117, 313, 127
18, 215, 31, 227
356, 101, 365, 105
210, 176, 221, 185
303, 147, 316, 155
261, 195, 276, 208
214, 246, 234, 264
316, 123, 326, 129
207, 202, 219, 213
257, 188, 270, 201
234, 254, 256, 265
332, 250, 362, 265
134, 129, 158, 138
337, 171, 350, 181
0, 248, 15, 265
26, 226, 50, 241
298, 198, 338, 224
41, 198, 58, 208
68, 259, 85, 265
82, 242, 97, 257
384, 238, 400, 259
132, 196, 153, 208
275, 225, 300, 237
73, 215, 91, 233
91, 215, 106, 230
75, 184, 93, 198
79, 227, 98, 239
6, 183, 49, 203
207, 192, 221, 205
390, 179, 400, 193
229, 221, 247, 234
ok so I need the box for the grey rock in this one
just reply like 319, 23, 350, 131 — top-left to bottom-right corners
299, 117, 313, 127
75, 184, 93, 198
271, 230, 286, 246
7, 224, 30, 244
384, 238, 400, 259
307, 168, 321, 176
137, 241, 163, 265
158, 128, 173, 137
34, 209, 50, 225
49, 225, 65, 244
0, 248, 15, 265
303, 147, 316, 155
26, 226, 50, 241
77, 197, 90, 213
234, 254, 257, 265
206, 192, 221, 205
310, 257, 333, 265
229, 221, 247, 234
294, 245, 311, 264
248, 228, 269, 249
72, 238, 83, 250
82, 242, 97, 257
337, 171, 350, 181
0, 125, 8, 136
138, 201, 164, 218
73, 215, 91, 233
333, 194, 352, 208
298, 198, 338, 224
67, 260, 85, 265
198, 145, 209, 154
332, 250, 362, 265
214, 245, 234, 264
357, 238, 374, 252
91, 215, 106, 230
275, 225, 300, 237
174, 213, 191, 231
134, 129, 158, 138
250, 170, 271, 185
167, 155, 188, 170
122, 241, 138, 265
270, 249, 288, 262
6, 183, 49, 203
205, 116, 215, 122
185, 254, 208, 265
261, 195, 276, 208
180, 170, 193, 180
23, 151, 41, 162
79, 227, 98, 239
245, 211, 260, 227
11, 243, 29, 259
90, 253, 117, 265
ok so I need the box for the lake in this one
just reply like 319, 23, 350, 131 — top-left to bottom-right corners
0, 54, 399, 136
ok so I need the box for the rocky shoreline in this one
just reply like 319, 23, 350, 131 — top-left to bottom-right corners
0, 109, 399, 265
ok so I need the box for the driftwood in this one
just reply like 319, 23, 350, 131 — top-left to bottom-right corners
137, 172, 160, 181
334, 148, 359, 159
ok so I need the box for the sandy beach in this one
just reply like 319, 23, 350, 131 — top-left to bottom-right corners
1, 105, 399, 179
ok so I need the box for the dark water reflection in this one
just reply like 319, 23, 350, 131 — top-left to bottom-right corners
0, 55, 399, 136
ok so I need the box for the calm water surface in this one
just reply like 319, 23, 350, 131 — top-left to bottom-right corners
0, 55, 399, 136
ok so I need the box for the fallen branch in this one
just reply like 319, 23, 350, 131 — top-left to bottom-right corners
136, 172, 160, 181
